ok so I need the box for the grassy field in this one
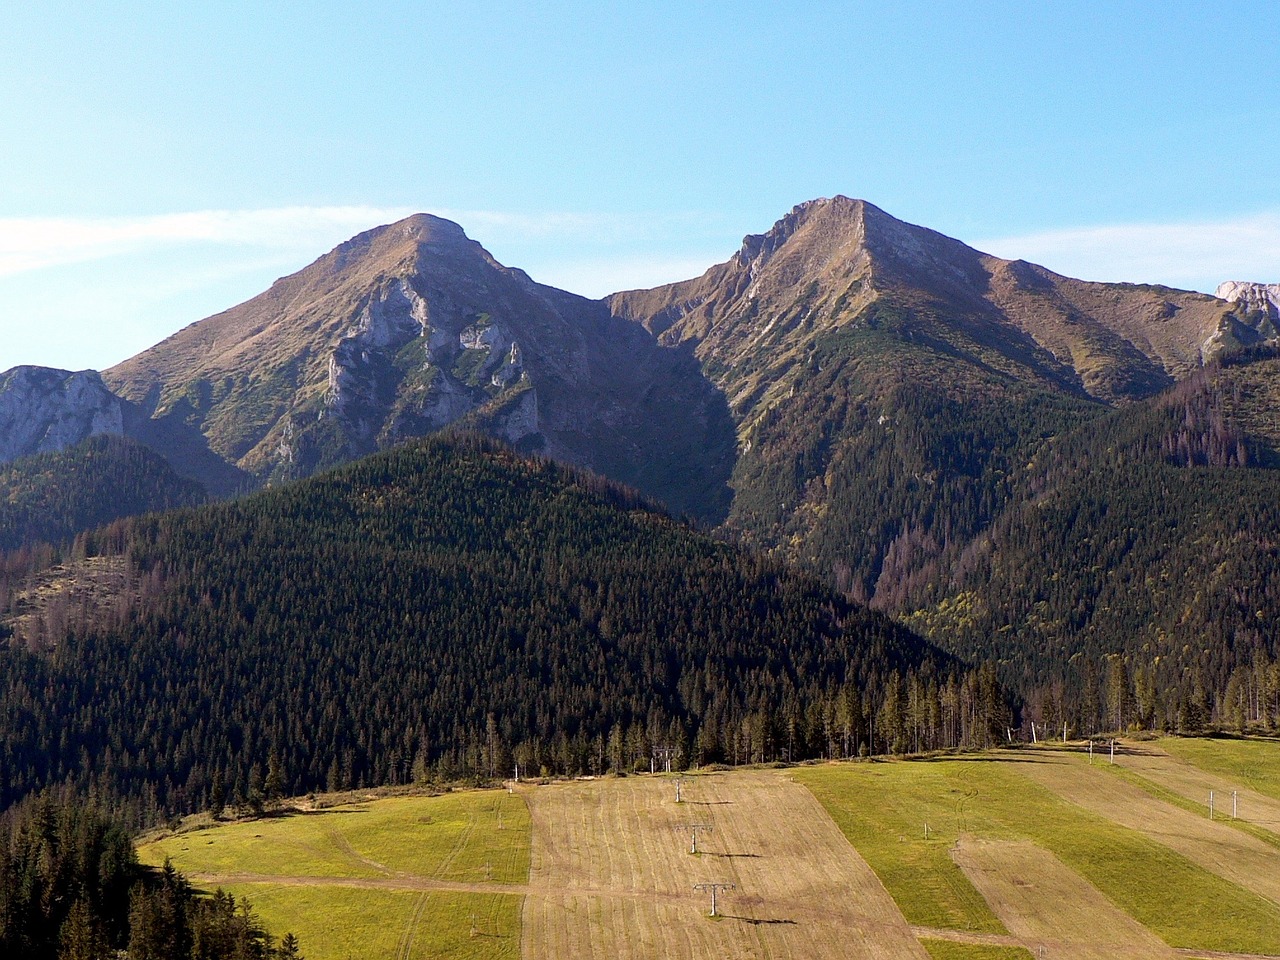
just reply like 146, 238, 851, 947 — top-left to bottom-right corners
796, 760, 1006, 935
521, 770, 930, 960
139, 789, 529, 960
918, 943, 1032, 960
951, 835, 1177, 959
796, 750, 1280, 955
135, 738, 1280, 959
1016, 746, 1280, 915
1161, 735, 1280, 801
1105, 744, 1280, 829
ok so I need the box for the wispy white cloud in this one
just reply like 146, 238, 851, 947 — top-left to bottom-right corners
974, 211, 1280, 294
0, 206, 418, 277
0, 204, 724, 281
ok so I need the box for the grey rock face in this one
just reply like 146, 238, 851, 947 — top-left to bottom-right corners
1206, 281, 1280, 359
0, 366, 125, 464
1217, 281, 1280, 316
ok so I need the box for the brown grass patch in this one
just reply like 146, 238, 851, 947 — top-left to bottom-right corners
519, 770, 929, 959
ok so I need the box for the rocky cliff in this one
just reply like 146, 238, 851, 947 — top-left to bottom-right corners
102, 214, 735, 521
0, 367, 125, 464
1217, 280, 1280, 318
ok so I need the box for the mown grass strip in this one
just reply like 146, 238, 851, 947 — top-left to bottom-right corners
797, 755, 1280, 955
796, 762, 1007, 934
1100, 761, 1280, 851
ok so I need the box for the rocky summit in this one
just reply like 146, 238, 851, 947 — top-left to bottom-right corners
99, 213, 735, 521
1217, 280, 1280, 318
2, 197, 1278, 559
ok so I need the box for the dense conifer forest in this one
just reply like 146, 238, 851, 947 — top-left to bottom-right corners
899, 351, 1280, 728
0, 435, 1012, 821
5, 348, 1280, 840
0, 792, 301, 960
0, 436, 207, 552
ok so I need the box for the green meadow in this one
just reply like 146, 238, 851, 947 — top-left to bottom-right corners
135, 738, 1280, 959
795, 749, 1280, 956
139, 789, 528, 960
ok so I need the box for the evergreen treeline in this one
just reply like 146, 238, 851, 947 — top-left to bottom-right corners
0, 435, 1006, 819
1026, 649, 1280, 739
0, 792, 300, 960
0, 435, 207, 552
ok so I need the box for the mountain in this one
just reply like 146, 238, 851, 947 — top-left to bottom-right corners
0, 365, 247, 499
608, 197, 1266, 408
0, 434, 206, 551
102, 214, 734, 522
900, 346, 1280, 703
0, 435, 967, 813
4, 199, 1271, 550
609, 197, 1277, 611
5, 197, 1280, 697
1218, 280, 1280, 317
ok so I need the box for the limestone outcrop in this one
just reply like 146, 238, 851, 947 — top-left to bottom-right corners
0, 366, 125, 464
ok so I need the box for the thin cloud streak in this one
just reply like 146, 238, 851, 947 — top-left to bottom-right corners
0, 205, 723, 279
0, 206, 418, 276
0, 205, 730, 371
975, 212, 1280, 294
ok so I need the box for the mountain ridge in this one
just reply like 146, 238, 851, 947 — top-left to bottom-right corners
7, 197, 1271, 501
3, 197, 1280, 654
98, 211, 736, 520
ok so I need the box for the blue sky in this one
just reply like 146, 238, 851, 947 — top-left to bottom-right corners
2, 2, 1278, 371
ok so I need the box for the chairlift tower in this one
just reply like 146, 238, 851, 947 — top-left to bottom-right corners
677, 822, 713, 854
693, 882, 735, 917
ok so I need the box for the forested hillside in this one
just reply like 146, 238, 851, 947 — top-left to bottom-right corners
904, 348, 1280, 730
0, 435, 207, 551
0, 435, 1008, 819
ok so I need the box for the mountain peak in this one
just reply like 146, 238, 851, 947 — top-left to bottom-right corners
317, 212, 474, 275
736, 195, 869, 266
385, 212, 469, 244
0, 366, 124, 464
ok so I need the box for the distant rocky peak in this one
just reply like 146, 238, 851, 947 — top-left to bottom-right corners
735, 195, 865, 268
1217, 281, 1280, 316
0, 366, 125, 464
